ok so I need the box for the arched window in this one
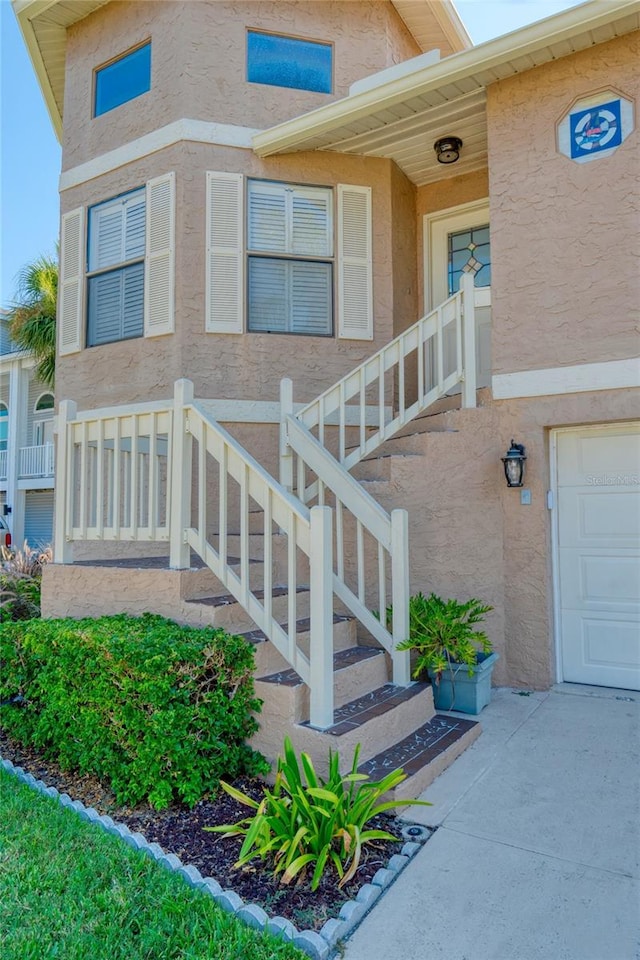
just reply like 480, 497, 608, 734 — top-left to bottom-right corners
0, 403, 8, 452
35, 393, 55, 413
33, 394, 54, 446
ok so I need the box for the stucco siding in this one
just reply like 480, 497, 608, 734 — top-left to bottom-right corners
58, 144, 413, 410
391, 162, 418, 337
487, 32, 639, 377
63, 0, 422, 171
364, 386, 639, 689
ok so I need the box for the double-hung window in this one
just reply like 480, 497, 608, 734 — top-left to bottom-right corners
87, 189, 146, 346
247, 180, 333, 336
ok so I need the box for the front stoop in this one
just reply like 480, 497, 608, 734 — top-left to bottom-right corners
42, 557, 482, 798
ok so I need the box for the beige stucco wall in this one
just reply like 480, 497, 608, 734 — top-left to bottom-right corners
369, 389, 639, 689
391, 162, 418, 337
58, 144, 417, 410
63, 0, 422, 171
362, 388, 639, 689
487, 32, 639, 376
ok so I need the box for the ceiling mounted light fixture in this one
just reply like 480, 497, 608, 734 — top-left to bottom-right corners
434, 136, 463, 164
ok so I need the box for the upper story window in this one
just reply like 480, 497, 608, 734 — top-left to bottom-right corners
247, 31, 332, 94
247, 180, 333, 336
94, 42, 151, 117
87, 189, 146, 347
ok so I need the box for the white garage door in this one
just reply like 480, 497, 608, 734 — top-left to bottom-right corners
557, 423, 640, 690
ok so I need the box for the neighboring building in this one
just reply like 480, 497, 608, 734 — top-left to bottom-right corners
0, 311, 56, 548
14, 0, 639, 780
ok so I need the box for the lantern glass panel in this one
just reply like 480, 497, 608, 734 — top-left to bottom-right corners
505, 458, 523, 486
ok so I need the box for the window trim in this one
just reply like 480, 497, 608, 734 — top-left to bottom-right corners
246, 178, 336, 338
245, 28, 334, 95
93, 39, 152, 119
86, 186, 146, 348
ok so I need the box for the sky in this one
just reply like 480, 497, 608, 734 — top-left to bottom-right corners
0, 0, 584, 307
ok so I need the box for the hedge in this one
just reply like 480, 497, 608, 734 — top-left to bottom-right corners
0, 614, 269, 808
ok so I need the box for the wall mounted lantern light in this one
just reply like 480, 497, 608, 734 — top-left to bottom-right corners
501, 440, 527, 488
434, 136, 463, 164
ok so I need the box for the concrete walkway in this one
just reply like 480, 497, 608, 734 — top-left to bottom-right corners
345, 684, 640, 960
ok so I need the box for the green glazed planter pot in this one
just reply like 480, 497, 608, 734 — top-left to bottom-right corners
428, 651, 499, 715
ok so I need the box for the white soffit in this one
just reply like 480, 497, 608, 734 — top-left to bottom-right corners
13, 0, 109, 140
253, 0, 640, 186
391, 1, 472, 53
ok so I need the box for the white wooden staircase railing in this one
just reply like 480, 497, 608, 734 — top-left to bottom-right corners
293, 273, 481, 471
53, 276, 484, 730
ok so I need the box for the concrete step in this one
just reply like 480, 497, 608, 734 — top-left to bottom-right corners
183, 585, 311, 633
395, 391, 465, 432
359, 714, 481, 803
253, 681, 436, 773
205, 531, 288, 561
351, 452, 421, 482
241, 614, 358, 677
255, 645, 389, 722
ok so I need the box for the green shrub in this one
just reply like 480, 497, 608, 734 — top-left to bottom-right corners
207, 736, 429, 891
0, 613, 269, 808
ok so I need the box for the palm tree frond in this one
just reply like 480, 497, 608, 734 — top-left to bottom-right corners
5, 253, 58, 389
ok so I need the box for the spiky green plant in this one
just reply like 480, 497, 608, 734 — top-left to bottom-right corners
6, 254, 58, 388
206, 737, 430, 891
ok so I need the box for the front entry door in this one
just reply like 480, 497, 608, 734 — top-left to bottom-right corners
556, 423, 640, 690
425, 201, 492, 388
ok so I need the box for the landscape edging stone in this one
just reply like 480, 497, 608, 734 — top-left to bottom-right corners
0, 755, 430, 958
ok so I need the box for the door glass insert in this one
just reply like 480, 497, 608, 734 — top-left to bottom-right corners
448, 225, 491, 295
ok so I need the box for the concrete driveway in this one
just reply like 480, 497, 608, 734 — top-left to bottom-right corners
345, 684, 640, 960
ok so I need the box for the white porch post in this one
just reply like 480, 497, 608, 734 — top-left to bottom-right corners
169, 378, 194, 569
5, 360, 28, 546
53, 398, 76, 563
461, 273, 477, 408
391, 508, 411, 685
279, 377, 294, 493
309, 504, 334, 729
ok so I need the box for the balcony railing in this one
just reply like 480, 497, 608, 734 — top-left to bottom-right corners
19, 443, 55, 479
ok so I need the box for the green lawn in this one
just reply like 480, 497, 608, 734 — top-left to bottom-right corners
0, 769, 304, 960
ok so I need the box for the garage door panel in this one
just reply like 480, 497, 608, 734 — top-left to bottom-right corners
560, 550, 640, 610
561, 612, 640, 688
558, 426, 640, 486
558, 488, 640, 547
557, 423, 640, 690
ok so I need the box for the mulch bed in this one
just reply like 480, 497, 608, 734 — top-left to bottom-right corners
0, 729, 405, 931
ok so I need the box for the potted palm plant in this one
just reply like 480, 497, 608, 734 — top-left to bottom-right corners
395, 592, 498, 715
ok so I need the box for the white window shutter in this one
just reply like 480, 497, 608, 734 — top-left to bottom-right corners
337, 184, 373, 341
144, 172, 175, 337
206, 171, 244, 334
58, 207, 85, 356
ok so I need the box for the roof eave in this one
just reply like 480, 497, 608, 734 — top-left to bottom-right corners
14, 0, 471, 147
13, 0, 63, 141
253, 0, 640, 158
